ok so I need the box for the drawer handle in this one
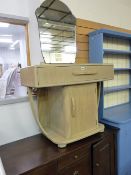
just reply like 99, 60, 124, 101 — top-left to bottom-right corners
71, 97, 76, 118
72, 71, 97, 76
73, 170, 79, 175
74, 155, 78, 159
96, 163, 100, 167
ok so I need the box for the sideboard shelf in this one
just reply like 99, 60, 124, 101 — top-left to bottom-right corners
104, 85, 131, 93
103, 49, 131, 55
114, 68, 131, 71
103, 103, 131, 125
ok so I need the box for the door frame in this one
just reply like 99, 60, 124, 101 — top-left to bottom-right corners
0, 13, 31, 66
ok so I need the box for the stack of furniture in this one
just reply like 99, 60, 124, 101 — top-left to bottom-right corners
89, 29, 131, 175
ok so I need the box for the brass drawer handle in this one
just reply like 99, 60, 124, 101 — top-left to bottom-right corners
72, 71, 97, 76
96, 163, 100, 167
73, 170, 79, 175
74, 155, 78, 159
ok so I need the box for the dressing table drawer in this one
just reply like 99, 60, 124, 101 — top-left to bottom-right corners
20, 64, 113, 88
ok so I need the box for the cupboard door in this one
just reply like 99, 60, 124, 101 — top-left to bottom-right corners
66, 83, 98, 137
93, 134, 115, 175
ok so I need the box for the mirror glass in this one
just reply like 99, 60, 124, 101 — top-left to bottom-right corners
36, 0, 76, 63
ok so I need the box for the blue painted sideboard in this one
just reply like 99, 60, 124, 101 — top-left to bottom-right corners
89, 29, 131, 175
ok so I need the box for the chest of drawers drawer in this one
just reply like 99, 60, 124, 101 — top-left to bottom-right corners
58, 145, 90, 170
58, 156, 91, 175
23, 161, 57, 175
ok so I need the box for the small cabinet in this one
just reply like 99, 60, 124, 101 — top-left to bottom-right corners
92, 129, 116, 175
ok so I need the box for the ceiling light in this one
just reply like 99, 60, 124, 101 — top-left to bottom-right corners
9, 47, 15, 50
41, 34, 53, 38
41, 44, 52, 51
43, 32, 51, 35
40, 32, 53, 38
0, 22, 10, 28
64, 46, 76, 53
0, 35, 12, 37
40, 38, 52, 43
10, 40, 20, 48
0, 38, 13, 43
61, 53, 75, 63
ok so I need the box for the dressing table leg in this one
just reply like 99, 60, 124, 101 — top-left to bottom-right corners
58, 144, 67, 148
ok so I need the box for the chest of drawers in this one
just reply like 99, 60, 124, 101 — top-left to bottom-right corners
0, 128, 116, 175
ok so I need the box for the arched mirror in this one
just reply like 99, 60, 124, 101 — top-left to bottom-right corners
35, 0, 76, 63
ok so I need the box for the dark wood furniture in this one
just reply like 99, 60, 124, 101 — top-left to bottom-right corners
0, 128, 116, 175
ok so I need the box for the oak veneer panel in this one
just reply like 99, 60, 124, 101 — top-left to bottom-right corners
75, 57, 88, 64
76, 18, 131, 34
77, 18, 102, 29
76, 34, 89, 43
76, 18, 131, 64
76, 26, 95, 35
76, 42, 88, 51
76, 50, 88, 58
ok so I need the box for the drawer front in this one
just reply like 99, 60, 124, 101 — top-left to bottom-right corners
23, 161, 57, 175
37, 65, 113, 87
58, 146, 90, 170
59, 156, 91, 175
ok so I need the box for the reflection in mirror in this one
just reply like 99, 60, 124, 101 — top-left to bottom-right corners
36, 0, 76, 63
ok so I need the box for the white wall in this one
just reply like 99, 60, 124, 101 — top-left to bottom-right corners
0, 0, 41, 146
0, 0, 28, 17
61, 0, 131, 29
0, 102, 40, 145
27, 0, 43, 65
0, 0, 131, 145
